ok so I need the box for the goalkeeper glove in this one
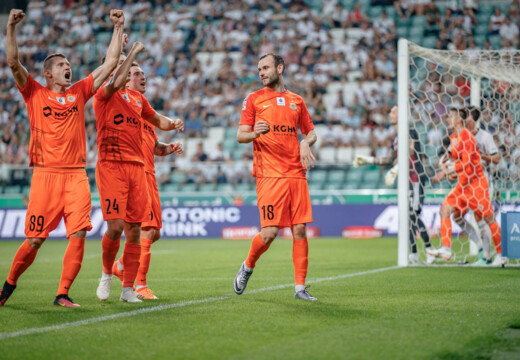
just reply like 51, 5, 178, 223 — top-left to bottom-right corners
384, 164, 398, 186
353, 155, 375, 168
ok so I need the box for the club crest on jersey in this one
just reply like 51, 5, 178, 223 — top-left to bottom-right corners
57, 97, 65, 104
67, 96, 75, 102
290, 103, 296, 110
122, 94, 130, 103
276, 97, 285, 106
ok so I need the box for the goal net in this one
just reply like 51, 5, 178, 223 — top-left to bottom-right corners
397, 39, 520, 266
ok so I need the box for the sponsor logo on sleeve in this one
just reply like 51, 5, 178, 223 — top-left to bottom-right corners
242, 94, 249, 111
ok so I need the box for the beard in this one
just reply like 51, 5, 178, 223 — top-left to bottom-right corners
264, 73, 281, 87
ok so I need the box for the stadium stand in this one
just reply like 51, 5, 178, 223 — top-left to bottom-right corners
0, 0, 518, 193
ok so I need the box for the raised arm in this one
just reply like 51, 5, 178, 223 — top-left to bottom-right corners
145, 113, 184, 132
154, 141, 184, 156
6, 9, 29, 88
103, 41, 144, 98
91, 9, 125, 92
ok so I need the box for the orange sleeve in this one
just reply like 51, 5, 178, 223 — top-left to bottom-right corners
299, 100, 314, 135
141, 95, 157, 120
94, 82, 110, 102
17, 74, 39, 102
239, 93, 256, 126
71, 74, 95, 101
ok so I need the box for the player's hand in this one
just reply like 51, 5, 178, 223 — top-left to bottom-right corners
253, 121, 270, 137
384, 165, 398, 186
8, 9, 25, 26
300, 140, 316, 171
122, 33, 128, 49
353, 155, 375, 168
389, 105, 398, 124
169, 142, 183, 155
110, 9, 124, 26
171, 118, 184, 132
431, 171, 444, 184
131, 41, 145, 54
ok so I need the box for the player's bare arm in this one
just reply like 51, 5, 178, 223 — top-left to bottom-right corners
300, 129, 317, 170
145, 114, 184, 132
92, 9, 125, 92
482, 153, 500, 164
103, 41, 144, 97
6, 9, 29, 88
237, 121, 269, 143
154, 141, 183, 156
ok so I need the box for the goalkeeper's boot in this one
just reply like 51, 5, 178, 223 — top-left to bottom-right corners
425, 247, 436, 264
112, 261, 124, 286
428, 247, 451, 260
54, 294, 80, 307
120, 287, 142, 303
492, 254, 507, 267
408, 252, 419, 265
136, 287, 158, 300
233, 262, 253, 295
96, 273, 113, 301
0, 281, 16, 306
294, 287, 317, 301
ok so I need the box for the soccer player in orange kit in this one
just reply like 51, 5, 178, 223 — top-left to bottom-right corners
430, 108, 502, 263
111, 64, 183, 300
0, 8, 125, 307
233, 53, 318, 301
93, 45, 184, 303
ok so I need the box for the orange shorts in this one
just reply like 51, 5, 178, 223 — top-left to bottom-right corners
142, 171, 162, 229
256, 177, 313, 228
96, 161, 150, 223
444, 177, 493, 218
26, 168, 92, 239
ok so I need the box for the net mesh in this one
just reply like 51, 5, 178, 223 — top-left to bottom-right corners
407, 42, 520, 266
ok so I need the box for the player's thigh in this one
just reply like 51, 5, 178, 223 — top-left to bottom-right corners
443, 184, 467, 213
25, 170, 65, 238
256, 177, 291, 228
126, 164, 149, 223
142, 172, 162, 229
63, 170, 92, 237
96, 161, 129, 220
289, 178, 313, 225
468, 179, 493, 218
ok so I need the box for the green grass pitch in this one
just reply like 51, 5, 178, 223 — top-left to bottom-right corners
0, 237, 519, 359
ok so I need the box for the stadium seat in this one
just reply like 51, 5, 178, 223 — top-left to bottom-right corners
308, 182, 324, 191
198, 183, 216, 192
180, 183, 197, 192
171, 172, 187, 184
161, 183, 179, 192
353, 146, 371, 158
337, 147, 354, 164
217, 183, 234, 192
319, 148, 336, 163
3, 185, 21, 194
234, 183, 252, 191
346, 168, 363, 185
328, 170, 346, 184
362, 171, 381, 189
308, 169, 327, 183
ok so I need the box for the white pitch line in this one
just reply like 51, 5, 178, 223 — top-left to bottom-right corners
0, 265, 399, 340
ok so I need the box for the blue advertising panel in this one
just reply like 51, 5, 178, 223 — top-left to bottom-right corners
501, 212, 520, 259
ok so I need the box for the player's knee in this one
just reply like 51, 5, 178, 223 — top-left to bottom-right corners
106, 220, 124, 238
125, 223, 141, 242
439, 205, 451, 218
71, 229, 87, 239
27, 237, 45, 249
292, 224, 307, 239
261, 229, 278, 244
484, 214, 495, 224
153, 229, 161, 242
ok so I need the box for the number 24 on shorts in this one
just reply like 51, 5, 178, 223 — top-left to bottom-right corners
105, 198, 120, 214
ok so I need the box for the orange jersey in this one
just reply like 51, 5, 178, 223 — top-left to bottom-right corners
240, 88, 314, 178
93, 85, 156, 164
450, 128, 484, 185
142, 120, 158, 174
17, 74, 94, 168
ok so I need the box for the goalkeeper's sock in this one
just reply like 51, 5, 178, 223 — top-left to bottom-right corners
293, 237, 308, 286
489, 222, 502, 255
478, 220, 492, 259
441, 217, 452, 248
245, 233, 271, 269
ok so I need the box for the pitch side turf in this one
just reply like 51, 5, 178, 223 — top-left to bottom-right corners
0, 238, 519, 359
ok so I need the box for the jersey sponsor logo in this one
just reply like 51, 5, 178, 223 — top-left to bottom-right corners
43, 106, 52, 117
57, 97, 66, 104
242, 94, 249, 110
67, 96, 76, 102
272, 124, 296, 134
276, 97, 285, 106
290, 103, 297, 110
511, 223, 520, 235
114, 113, 124, 125
143, 122, 154, 134
42, 105, 79, 119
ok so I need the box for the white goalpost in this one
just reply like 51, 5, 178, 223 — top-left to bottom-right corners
397, 39, 520, 266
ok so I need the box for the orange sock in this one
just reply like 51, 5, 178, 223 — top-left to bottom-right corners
489, 222, 502, 254
7, 240, 39, 285
441, 218, 452, 248
245, 233, 271, 269
136, 239, 153, 287
57, 237, 85, 296
122, 242, 141, 288
102, 233, 120, 274
293, 238, 308, 286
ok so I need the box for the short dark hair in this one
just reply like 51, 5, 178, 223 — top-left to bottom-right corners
466, 105, 481, 121
43, 53, 67, 71
259, 53, 285, 74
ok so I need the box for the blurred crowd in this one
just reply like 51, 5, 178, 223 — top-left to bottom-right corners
0, 0, 519, 189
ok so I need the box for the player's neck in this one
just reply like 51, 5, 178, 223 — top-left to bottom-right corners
266, 80, 286, 93
454, 124, 464, 135
47, 82, 67, 94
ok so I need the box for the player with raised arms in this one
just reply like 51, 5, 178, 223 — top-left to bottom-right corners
233, 53, 318, 301
0, 8, 125, 307
93, 43, 184, 303
111, 63, 183, 300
